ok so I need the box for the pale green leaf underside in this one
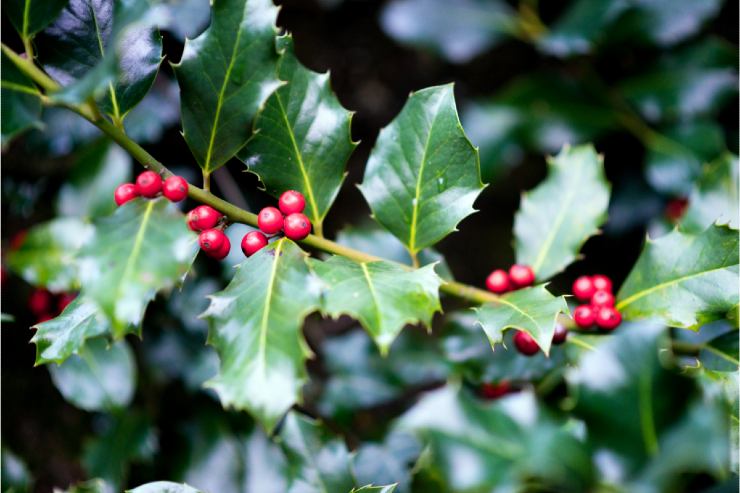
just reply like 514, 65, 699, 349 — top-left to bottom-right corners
352, 486, 398, 493
241, 35, 357, 229
203, 239, 319, 432
616, 224, 739, 329
7, 217, 93, 292
359, 83, 484, 255
309, 256, 442, 354
127, 482, 202, 493
77, 198, 198, 337
174, 0, 282, 173
514, 143, 610, 280
475, 285, 569, 355
31, 296, 108, 365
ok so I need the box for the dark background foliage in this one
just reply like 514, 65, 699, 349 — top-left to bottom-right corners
2, 0, 738, 491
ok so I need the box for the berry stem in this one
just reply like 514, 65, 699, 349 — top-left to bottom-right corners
6, 44, 502, 306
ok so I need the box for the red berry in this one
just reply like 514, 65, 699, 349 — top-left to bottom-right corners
278, 190, 306, 215
36, 313, 54, 324
57, 293, 77, 313
241, 231, 268, 257
135, 171, 163, 198
283, 213, 312, 240
509, 264, 535, 288
573, 305, 596, 328
513, 330, 540, 356
665, 197, 688, 222
595, 306, 622, 330
552, 323, 568, 345
591, 289, 615, 308
485, 269, 510, 293
572, 276, 595, 301
208, 235, 231, 260
591, 274, 612, 293
480, 381, 511, 399
114, 183, 139, 206
10, 230, 27, 250
28, 289, 52, 316
162, 176, 189, 202
187, 205, 222, 231
199, 229, 227, 253
258, 207, 284, 235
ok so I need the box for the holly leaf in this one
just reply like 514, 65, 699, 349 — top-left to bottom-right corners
5, 0, 68, 39
58, 479, 109, 493
683, 153, 739, 233
38, 0, 162, 113
7, 217, 93, 292
1, 50, 43, 145
202, 239, 319, 432
127, 483, 202, 493
240, 35, 357, 235
616, 224, 739, 329
397, 386, 594, 492
77, 198, 198, 337
335, 222, 453, 280
359, 84, 484, 256
31, 296, 109, 365
49, 338, 135, 411
57, 139, 132, 219
173, 0, 281, 174
309, 256, 442, 354
379, 0, 515, 63
514, 144, 610, 280
278, 412, 357, 493
474, 285, 569, 356
352, 486, 397, 493
698, 330, 739, 372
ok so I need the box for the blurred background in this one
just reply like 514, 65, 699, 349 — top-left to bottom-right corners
2, 0, 738, 491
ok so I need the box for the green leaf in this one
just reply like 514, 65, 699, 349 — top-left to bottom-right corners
57, 479, 109, 493
202, 239, 319, 432
644, 120, 725, 195
7, 217, 93, 292
1, 448, 32, 493
83, 412, 157, 491
335, 222, 453, 280
359, 84, 483, 256
514, 144, 610, 280
616, 224, 739, 329
309, 256, 442, 354
397, 386, 594, 492
122, 76, 180, 144
683, 153, 739, 233
379, 0, 515, 63
77, 198, 198, 337
31, 296, 108, 365
352, 486, 397, 493
57, 139, 132, 219
38, 0, 162, 113
49, 338, 135, 411
462, 75, 617, 182
1, 50, 42, 145
474, 285, 569, 356
278, 412, 357, 493
241, 35, 357, 234
699, 331, 739, 372
5, 0, 68, 39
173, 0, 282, 173
620, 38, 737, 123
127, 483, 202, 493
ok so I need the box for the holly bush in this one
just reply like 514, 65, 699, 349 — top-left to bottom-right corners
1, 0, 738, 492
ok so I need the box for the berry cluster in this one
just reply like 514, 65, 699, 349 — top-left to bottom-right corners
243, 191, 312, 257
571, 274, 622, 330
187, 205, 231, 260
485, 264, 535, 294
114, 171, 189, 206
29, 288, 76, 323
512, 322, 568, 357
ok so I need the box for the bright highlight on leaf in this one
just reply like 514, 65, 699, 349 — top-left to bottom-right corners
616, 224, 739, 329
241, 35, 357, 235
202, 239, 319, 432
474, 285, 569, 356
514, 144, 610, 280
309, 256, 442, 354
359, 83, 484, 256
174, 0, 282, 173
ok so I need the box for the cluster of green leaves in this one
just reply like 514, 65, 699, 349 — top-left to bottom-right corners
2, 0, 738, 492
